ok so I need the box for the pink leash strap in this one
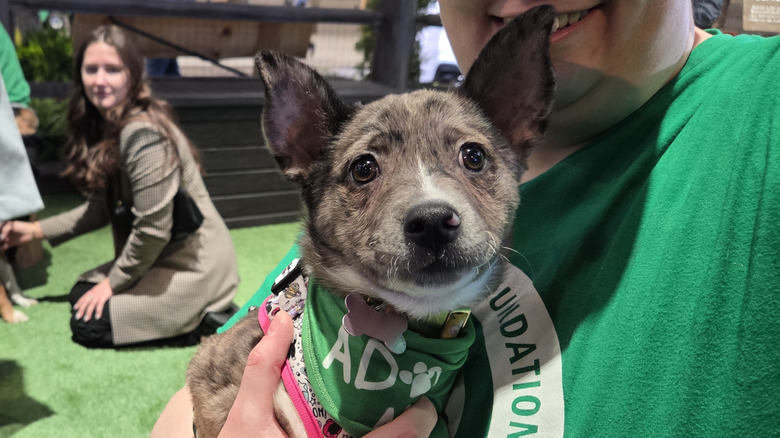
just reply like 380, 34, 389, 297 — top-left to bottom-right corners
259, 296, 324, 438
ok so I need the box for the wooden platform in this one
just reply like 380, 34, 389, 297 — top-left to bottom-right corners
153, 76, 397, 228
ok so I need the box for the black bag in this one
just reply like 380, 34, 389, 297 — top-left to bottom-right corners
170, 189, 204, 242
110, 174, 203, 244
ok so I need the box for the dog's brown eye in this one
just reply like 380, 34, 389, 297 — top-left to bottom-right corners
350, 155, 380, 183
459, 143, 486, 172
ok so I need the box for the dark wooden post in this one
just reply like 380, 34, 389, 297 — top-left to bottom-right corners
371, 0, 417, 91
0, 0, 11, 33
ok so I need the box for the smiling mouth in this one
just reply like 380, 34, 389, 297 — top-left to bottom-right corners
504, 7, 595, 33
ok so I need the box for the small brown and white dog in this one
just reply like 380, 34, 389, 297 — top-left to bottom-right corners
187, 6, 556, 437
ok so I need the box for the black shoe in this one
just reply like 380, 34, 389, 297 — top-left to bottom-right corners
197, 303, 240, 337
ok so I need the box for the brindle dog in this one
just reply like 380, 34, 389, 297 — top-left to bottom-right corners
187, 6, 556, 437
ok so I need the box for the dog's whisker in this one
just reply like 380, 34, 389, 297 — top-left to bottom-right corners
481, 280, 494, 296
482, 231, 500, 259
388, 255, 399, 278
500, 245, 522, 256
501, 246, 535, 279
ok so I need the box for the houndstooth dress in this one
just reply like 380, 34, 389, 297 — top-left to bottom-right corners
40, 117, 238, 345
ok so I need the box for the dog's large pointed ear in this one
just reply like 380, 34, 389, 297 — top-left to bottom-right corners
256, 51, 353, 182
459, 5, 556, 158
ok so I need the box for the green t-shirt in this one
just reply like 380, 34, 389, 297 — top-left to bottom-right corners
0, 26, 31, 107
490, 30, 779, 436
224, 31, 780, 437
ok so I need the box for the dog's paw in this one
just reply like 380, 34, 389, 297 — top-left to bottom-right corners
3, 309, 29, 323
399, 362, 443, 398
11, 293, 38, 308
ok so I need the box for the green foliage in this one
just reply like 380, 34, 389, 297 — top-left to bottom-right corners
29, 97, 70, 161
31, 97, 69, 139
16, 28, 74, 82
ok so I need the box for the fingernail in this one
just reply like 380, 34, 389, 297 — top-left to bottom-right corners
266, 318, 279, 337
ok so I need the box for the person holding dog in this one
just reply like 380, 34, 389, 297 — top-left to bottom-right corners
153, 0, 780, 436
0, 25, 239, 348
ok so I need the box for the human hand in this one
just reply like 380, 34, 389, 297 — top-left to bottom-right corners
365, 396, 437, 438
0, 220, 43, 251
74, 278, 114, 321
219, 310, 438, 438
218, 310, 294, 437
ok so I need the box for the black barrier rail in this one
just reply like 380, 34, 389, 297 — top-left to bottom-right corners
6, 0, 382, 24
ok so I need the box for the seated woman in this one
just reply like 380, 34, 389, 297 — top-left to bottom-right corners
0, 25, 238, 348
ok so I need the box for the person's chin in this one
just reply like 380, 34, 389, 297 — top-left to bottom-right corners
94, 99, 114, 112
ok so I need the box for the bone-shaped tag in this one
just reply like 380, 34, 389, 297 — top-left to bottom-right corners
342, 293, 408, 354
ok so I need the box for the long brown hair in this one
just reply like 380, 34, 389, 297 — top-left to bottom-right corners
62, 24, 200, 193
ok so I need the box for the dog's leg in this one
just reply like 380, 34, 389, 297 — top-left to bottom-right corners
0, 253, 37, 308
0, 253, 29, 322
0, 282, 27, 323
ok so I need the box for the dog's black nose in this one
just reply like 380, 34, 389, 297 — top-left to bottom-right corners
404, 203, 461, 255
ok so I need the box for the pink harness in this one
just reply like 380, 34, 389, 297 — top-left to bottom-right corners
259, 296, 326, 438
261, 258, 351, 438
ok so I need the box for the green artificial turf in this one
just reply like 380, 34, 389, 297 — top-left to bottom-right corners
1, 194, 301, 438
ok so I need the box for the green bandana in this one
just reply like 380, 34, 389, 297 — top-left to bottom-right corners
301, 280, 475, 437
